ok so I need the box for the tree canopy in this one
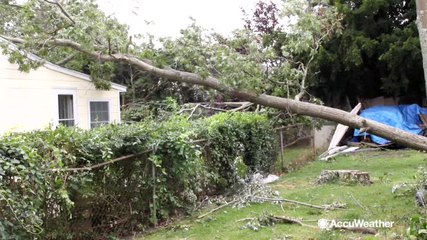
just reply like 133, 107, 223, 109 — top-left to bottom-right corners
311, 0, 423, 107
2, 0, 427, 151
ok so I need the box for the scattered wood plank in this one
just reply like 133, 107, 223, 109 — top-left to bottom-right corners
328, 103, 362, 150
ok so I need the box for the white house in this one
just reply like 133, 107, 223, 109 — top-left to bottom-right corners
0, 39, 127, 133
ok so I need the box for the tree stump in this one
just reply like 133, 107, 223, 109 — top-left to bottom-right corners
315, 170, 373, 185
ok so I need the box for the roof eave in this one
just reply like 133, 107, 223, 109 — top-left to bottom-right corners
0, 37, 127, 92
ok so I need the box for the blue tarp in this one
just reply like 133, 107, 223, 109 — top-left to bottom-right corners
353, 104, 427, 145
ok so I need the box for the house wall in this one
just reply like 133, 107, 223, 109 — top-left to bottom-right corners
0, 53, 122, 133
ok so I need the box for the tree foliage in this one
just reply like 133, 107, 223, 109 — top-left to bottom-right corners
0, 0, 341, 100
311, 0, 423, 107
2, 1, 427, 151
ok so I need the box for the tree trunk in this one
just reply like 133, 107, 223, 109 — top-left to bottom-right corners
416, 0, 427, 99
3, 36, 427, 151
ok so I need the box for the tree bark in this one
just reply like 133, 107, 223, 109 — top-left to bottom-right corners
416, 0, 427, 99
3, 36, 427, 151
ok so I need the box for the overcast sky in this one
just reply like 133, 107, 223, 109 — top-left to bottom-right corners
96, 0, 267, 38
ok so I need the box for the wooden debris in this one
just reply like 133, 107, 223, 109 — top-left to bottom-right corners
328, 103, 362, 150
253, 196, 324, 210
197, 199, 237, 219
252, 196, 344, 210
269, 216, 316, 228
315, 170, 373, 185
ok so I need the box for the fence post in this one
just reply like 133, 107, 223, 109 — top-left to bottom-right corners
312, 124, 316, 156
152, 162, 158, 226
280, 129, 284, 169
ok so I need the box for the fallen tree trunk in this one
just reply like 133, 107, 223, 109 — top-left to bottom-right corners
4, 36, 427, 151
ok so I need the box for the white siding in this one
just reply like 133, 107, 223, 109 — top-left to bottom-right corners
0, 53, 123, 133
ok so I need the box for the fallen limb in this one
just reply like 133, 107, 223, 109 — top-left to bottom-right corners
252, 196, 327, 210
283, 135, 312, 149
229, 102, 253, 112
197, 199, 238, 219
269, 216, 316, 228
48, 150, 151, 172
187, 103, 200, 120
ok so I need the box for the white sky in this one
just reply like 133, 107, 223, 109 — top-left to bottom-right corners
96, 0, 266, 38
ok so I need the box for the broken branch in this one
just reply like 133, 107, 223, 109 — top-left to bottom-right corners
43, 0, 76, 25
269, 216, 316, 228
187, 103, 200, 120
55, 53, 76, 65
48, 150, 150, 172
197, 199, 238, 219
252, 196, 326, 210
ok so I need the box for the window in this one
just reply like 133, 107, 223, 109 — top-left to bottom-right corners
58, 94, 75, 126
90, 101, 109, 128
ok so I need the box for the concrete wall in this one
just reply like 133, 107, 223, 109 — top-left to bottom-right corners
314, 125, 336, 150
0, 53, 122, 133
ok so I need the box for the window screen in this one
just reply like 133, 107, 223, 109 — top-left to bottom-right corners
90, 101, 109, 128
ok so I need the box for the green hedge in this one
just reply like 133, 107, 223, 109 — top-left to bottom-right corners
199, 112, 277, 188
0, 113, 277, 239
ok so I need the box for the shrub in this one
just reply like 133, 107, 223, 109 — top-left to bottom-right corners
0, 112, 277, 238
199, 112, 277, 188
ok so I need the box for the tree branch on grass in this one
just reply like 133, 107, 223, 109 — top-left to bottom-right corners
252, 196, 333, 210
197, 199, 238, 219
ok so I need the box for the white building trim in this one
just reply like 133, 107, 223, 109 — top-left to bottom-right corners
0, 37, 127, 92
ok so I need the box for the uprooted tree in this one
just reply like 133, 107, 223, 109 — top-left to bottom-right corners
1, 0, 427, 150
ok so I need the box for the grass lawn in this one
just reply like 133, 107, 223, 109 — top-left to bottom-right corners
141, 149, 426, 240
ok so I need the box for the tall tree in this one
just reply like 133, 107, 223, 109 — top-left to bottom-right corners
2, 0, 427, 150
416, 0, 427, 99
312, 0, 422, 107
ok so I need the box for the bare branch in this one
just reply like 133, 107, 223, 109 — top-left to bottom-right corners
48, 151, 150, 172
43, 0, 75, 25
55, 53, 75, 65
197, 199, 238, 219
229, 102, 253, 112
187, 103, 200, 120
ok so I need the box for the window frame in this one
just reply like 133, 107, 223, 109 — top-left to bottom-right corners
88, 100, 111, 128
53, 89, 78, 127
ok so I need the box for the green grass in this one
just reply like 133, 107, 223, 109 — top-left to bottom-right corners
141, 149, 427, 240
275, 146, 316, 173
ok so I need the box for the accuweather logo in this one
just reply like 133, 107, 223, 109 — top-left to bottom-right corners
317, 219, 394, 229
